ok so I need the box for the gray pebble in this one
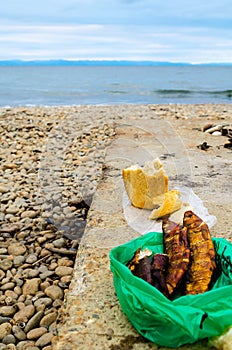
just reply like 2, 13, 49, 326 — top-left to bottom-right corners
39, 271, 54, 280
13, 256, 25, 267
33, 298, 52, 309
12, 325, 26, 341
25, 255, 37, 264
14, 279, 23, 287
37, 266, 47, 274
24, 311, 44, 333
35, 332, 53, 347
2, 334, 16, 345
0, 306, 17, 317
22, 269, 39, 279
52, 238, 65, 248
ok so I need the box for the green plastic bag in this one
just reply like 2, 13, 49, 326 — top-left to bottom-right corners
109, 231, 232, 347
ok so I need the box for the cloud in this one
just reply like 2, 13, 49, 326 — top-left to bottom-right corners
0, 0, 232, 62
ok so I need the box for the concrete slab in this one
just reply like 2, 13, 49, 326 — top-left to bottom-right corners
53, 118, 231, 350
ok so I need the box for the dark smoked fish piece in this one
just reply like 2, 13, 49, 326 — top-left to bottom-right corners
183, 210, 216, 295
151, 253, 169, 297
127, 248, 169, 295
127, 248, 153, 284
162, 219, 190, 295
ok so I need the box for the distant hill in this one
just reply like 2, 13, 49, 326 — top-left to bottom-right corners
0, 59, 231, 66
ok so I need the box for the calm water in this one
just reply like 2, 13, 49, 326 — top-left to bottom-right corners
0, 65, 232, 106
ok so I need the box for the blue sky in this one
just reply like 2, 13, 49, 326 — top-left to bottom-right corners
1, 0, 232, 63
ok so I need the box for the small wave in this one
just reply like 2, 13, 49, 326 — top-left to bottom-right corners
208, 90, 232, 98
107, 90, 128, 94
155, 88, 232, 99
156, 89, 192, 95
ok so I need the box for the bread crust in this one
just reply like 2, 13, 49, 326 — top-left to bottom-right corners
122, 159, 169, 209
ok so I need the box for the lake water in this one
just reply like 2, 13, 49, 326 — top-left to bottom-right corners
0, 65, 232, 106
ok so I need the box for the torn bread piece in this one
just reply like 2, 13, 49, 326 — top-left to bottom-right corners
169, 203, 194, 224
149, 190, 182, 220
122, 158, 168, 209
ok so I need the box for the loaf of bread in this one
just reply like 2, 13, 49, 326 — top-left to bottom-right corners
149, 190, 182, 220
122, 158, 169, 209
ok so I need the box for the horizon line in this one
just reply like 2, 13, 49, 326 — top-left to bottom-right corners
0, 59, 232, 66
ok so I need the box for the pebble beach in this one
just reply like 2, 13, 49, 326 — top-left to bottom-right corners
0, 104, 232, 349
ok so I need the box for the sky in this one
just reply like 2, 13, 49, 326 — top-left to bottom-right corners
1, 0, 232, 63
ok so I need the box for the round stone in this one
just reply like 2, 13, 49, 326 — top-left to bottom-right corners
44, 285, 63, 300
13, 255, 26, 267
33, 298, 53, 309
0, 323, 12, 340
25, 254, 38, 264
52, 238, 65, 248
8, 243, 27, 256
2, 334, 16, 345
54, 266, 73, 277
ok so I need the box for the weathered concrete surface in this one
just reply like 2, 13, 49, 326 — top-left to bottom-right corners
53, 116, 231, 350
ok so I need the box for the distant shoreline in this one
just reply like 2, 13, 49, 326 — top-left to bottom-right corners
1, 59, 232, 67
